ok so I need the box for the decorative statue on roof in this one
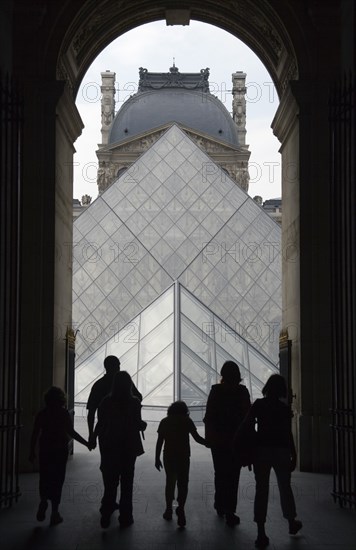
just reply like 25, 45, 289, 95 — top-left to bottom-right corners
81, 194, 92, 206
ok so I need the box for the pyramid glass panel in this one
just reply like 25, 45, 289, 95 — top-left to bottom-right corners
74, 282, 278, 418
180, 371, 212, 407
106, 316, 139, 357
181, 346, 216, 400
138, 315, 174, 369
137, 344, 174, 402
75, 346, 106, 397
116, 344, 139, 385
140, 285, 174, 338
143, 374, 174, 407
74, 124, 281, 416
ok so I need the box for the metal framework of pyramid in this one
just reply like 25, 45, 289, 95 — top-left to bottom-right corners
73, 124, 281, 410
75, 282, 278, 416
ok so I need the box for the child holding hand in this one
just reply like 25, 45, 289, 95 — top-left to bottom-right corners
29, 386, 90, 525
155, 400, 208, 527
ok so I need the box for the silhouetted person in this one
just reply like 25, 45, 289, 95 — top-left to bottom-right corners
92, 371, 147, 528
29, 386, 89, 525
155, 400, 208, 527
87, 355, 142, 441
241, 374, 302, 548
203, 361, 251, 526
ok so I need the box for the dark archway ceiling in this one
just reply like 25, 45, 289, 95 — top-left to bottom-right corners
55, 0, 302, 98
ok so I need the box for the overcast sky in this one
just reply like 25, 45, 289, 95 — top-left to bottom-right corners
73, 20, 281, 202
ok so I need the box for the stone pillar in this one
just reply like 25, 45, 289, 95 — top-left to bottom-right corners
18, 80, 83, 471
100, 70, 116, 145
18, 79, 62, 471
272, 79, 333, 473
54, 86, 84, 387
272, 85, 301, 466
292, 79, 333, 473
231, 71, 247, 146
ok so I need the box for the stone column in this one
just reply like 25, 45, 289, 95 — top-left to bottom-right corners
292, 79, 333, 473
272, 79, 333, 473
18, 79, 62, 471
272, 85, 301, 466
231, 71, 247, 146
100, 70, 116, 145
54, 86, 84, 387
18, 80, 83, 471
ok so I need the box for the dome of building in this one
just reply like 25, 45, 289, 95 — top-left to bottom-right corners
108, 87, 240, 147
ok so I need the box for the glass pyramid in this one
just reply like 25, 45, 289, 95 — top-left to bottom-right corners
73, 124, 281, 409
75, 283, 278, 417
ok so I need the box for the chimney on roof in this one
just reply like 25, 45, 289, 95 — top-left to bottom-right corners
231, 71, 247, 146
100, 71, 116, 145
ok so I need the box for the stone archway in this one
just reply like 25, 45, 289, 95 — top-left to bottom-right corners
14, 0, 337, 474
56, 2, 299, 98
55, 0, 303, 458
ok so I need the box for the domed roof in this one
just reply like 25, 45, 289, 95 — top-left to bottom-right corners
109, 69, 239, 147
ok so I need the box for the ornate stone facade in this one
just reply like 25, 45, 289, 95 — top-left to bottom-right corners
232, 71, 247, 146
138, 64, 210, 92
97, 161, 117, 193
100, 71, 116, 145
96, 68, 250, 194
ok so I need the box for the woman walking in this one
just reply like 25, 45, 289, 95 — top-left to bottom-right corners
203, 361, 251, 526
241, 374, 302, 548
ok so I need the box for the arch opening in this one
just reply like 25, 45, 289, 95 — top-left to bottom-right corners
70, 19, 284, 420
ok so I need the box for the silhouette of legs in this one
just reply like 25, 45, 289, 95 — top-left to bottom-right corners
289, 519, 303, 534
255, 525, 270, 548
118, 457, 136, 526
254, 447, 297, 521
100, 454, 136, 528
274, 459, 297, 521
253, 446, 301, 546
211, 447, 225, 514
211, 447, 241, 524
163, 455, 177, 514
176, 457, 189, 528
163, 455, 190, 526
50, 505, 64, 526
162, 508, 173, 520
176, 458, 189, 508
36, 500, 48, 521
176, 506, 186, 527
38, 448, 67, 524
253, 457, 270, 525
253, 453, 271, 548
100, 467, 119, 527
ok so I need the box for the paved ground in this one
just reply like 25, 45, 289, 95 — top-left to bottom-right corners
1, 418, 355, 550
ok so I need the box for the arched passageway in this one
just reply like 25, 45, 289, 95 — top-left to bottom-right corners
1, 0, 355, 508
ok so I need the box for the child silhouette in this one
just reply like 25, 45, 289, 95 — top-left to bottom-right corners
155, 400, 208, 527
29, 386, 90, 525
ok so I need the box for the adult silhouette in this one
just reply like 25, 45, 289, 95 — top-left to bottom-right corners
241, 374, 302, 548
203, 361, 251, 526
87, 355, 142, 441
92, 371, 146, 528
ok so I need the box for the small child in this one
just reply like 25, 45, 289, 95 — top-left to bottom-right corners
29, 386, 90, 525
155, 400, 208, 527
